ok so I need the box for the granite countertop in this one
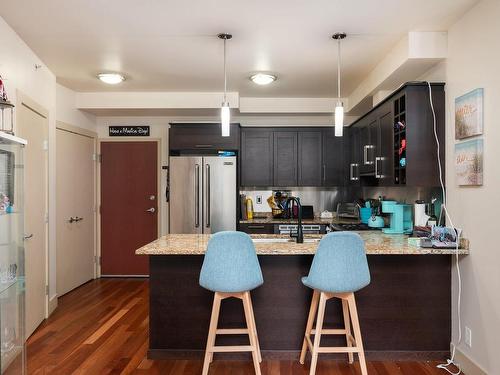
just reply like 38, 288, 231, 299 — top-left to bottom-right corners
136, 232, 470, 256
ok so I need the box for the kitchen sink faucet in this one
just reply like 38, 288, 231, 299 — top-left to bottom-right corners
287, 197, 304, 243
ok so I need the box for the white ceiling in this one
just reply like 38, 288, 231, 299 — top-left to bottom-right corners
0, 0, 478, 96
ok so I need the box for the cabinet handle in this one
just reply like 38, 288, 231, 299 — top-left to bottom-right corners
322, 164, 326, 182
195, 144, 214, 148
350, 163, 360, 181
247, 225, 265, 229
375, 157, 381, 178
364, 145, 375, 165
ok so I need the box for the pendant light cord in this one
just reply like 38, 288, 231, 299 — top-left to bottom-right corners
337, 38, 341, 100
223, 38, 227, 102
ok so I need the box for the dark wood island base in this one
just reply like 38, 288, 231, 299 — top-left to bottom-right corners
148, 254, 451, 361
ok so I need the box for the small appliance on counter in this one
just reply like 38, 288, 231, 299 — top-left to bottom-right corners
382, 201, 413, 234
336, 202, 360, 221
367, 215, 385, 228
414, 199, 438, 227
268, 190, 291, 218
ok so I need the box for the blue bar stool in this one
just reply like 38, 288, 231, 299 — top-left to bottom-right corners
299, 232, 371, 375
199, 231, 264, 375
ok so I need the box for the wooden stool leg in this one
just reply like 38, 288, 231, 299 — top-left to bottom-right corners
300, 290, 320, 364
247, 292, 262, 363
342, 299, 354, 364
347, 293, 368, 375
243, 292, 262, 375
309, 292, 327, 375
202, 293, 222, 375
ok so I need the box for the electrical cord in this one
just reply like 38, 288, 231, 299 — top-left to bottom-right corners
426, 82, 463, 375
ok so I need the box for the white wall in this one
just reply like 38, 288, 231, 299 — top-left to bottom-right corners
420, 1, 500, 373
56, 84, 96, 131
0, 16, 59, 305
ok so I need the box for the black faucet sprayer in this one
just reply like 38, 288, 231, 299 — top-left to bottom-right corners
287, 196, 303, 243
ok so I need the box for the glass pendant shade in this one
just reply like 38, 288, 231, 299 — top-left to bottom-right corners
335, 102, 344, 137
221, 101, 230, 137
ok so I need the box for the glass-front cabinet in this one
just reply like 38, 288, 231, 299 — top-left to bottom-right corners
0, 131, 26, 374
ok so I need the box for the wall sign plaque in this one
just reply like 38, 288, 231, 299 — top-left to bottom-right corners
109, 126, 150, 137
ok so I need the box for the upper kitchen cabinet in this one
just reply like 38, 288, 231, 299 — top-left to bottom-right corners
322, 128, 344, 186
298, 131, 323, 186
347, 82, 445, 187
273, 131, 298, 187
169, 123, 240, 152
240, 129, 274, 187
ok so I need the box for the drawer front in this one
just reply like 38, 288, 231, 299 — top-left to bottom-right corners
239, 223, 275, 234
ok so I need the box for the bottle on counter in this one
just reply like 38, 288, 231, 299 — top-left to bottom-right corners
245, 197, 254, 220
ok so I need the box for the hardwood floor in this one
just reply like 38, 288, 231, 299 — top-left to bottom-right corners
18, 279, 458, 374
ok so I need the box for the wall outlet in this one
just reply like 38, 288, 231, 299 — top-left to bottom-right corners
465, 326, 472, 347
256, 195, 262, 205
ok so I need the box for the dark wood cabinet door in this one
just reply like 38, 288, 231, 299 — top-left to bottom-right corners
298, 131, 322, 186
241, 129, 273, 187
238, 223, 275, 234
273, 131, 298, 187
169, 123, 240, 151
322, 128, 344, 186
377, 103, 394, 186
347, 126, 361, 185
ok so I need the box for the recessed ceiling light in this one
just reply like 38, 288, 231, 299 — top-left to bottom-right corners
250, 73, 276, 85
97, 73, 125, 84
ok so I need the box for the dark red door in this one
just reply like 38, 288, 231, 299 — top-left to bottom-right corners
100, 141, 158, 275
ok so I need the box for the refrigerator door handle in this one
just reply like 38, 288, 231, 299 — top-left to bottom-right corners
205, 164, 211, 228
195, 164, 200, 227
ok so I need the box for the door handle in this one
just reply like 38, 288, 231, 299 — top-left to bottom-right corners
146, 207, 156, 213
68, 217, 77, 223
205, 164, 210, 228
195, 164, 200, 228
23, 233, 33, 240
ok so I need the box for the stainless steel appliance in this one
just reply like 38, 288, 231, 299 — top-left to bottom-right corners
169, 156, 236, 233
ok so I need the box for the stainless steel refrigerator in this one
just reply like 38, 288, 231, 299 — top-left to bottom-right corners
169, 156, 236, 234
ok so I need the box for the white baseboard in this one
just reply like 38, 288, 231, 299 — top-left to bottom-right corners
454, 347, 488, 375
47, 294, 58, 317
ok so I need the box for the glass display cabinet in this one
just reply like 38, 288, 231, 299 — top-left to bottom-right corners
0, 131, 26, 374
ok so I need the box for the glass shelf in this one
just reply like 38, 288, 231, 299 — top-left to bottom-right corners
0, 132, 26, 374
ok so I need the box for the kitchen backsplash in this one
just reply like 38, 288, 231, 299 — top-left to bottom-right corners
240, 188, 345, 214
241, 186, 442, 216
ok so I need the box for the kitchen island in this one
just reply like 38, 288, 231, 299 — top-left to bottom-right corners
136, 232, 468, 360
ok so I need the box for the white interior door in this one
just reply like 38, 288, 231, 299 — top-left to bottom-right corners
56, 128, 95, 296
16, 99, 48, 338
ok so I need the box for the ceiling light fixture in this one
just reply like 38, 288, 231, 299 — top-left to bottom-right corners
250, 73, 276, 85
97, 73, 125, 85
218, 33, 232, 137
332, 32, 346, 137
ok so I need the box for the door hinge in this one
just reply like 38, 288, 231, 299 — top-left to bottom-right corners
45, 285, 49, 295
44, 212, 49, 223
93, 153, 102, 162
95, 255, 101, 265
43, 140, 49, 151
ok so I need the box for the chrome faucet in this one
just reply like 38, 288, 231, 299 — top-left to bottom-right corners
287, 196, 303, 243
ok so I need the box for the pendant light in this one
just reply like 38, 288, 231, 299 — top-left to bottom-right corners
332, 33, 346, 137
218, 33, 232, 137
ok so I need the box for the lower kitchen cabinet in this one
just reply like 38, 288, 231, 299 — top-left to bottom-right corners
239, 223, 275, 234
